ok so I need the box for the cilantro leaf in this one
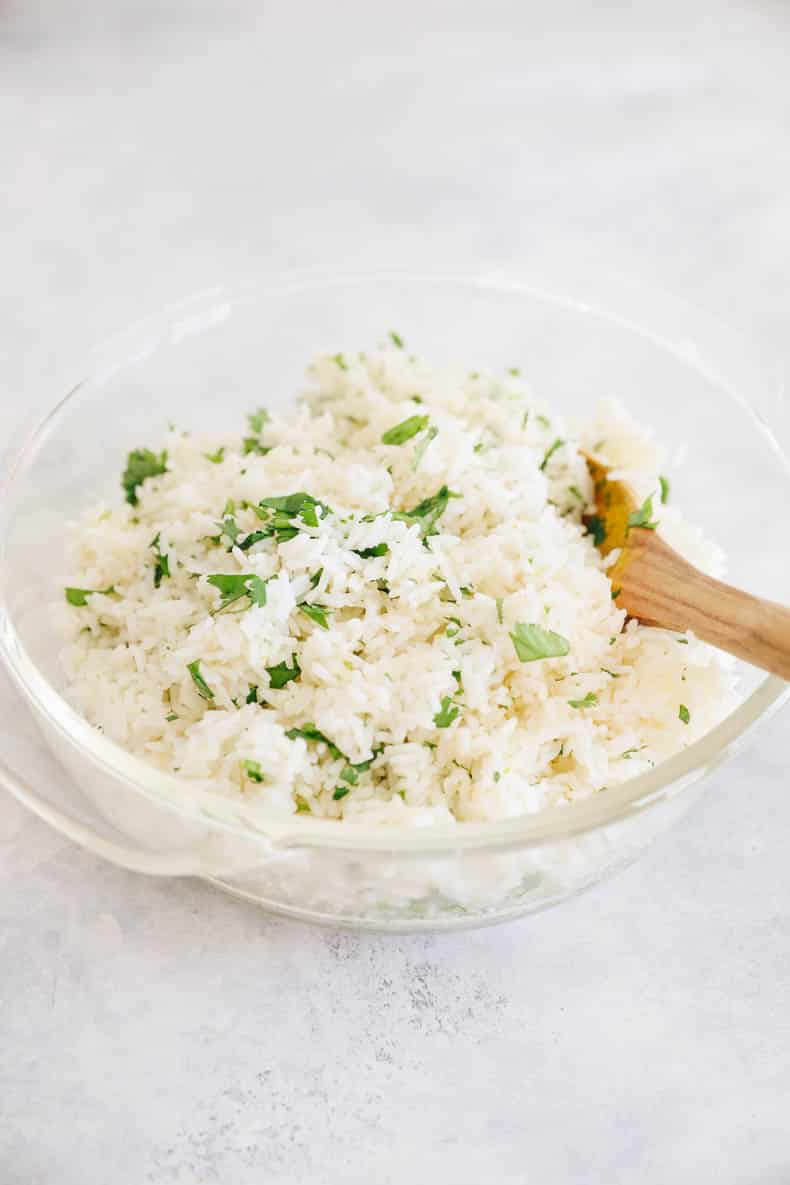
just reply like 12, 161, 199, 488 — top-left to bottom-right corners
627, 494, 659, 532
285, 723, 345, 761
246, 684, 259, 704
381, 414, 430, 446
187, 660, 214, 701
659, 475, 670, 504
353, 543, 389, 559
392, 484, 459, 539
434, 695, 460, 728
242, 759, 264, 783
412, 424, 438, 470
679, 703, 690, 725
568, 692, 598, 709
332, 353, 348, 371
389, 330, 405, 348
333, 785, 351, 801
248, 408, 270, 435
509, 623, 570, 663
150, 532, 170, 588
204, 446, 225, 464
299, 603, 330, 629
207, 572, 271, 613
266, 656, 301, 689
243, 437, 272, 456
585, 515, 606, 547
64, 585, 116, 606
122, 449, 168, 505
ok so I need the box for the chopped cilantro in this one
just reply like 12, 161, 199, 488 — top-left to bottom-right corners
507, 367, 520, 376
391, 484, 460, 539
204, 446, 225, 463
354, 543, 389, 559
266, 656, 301, 689
381, 414, 430, 446
310, 568, 323, 588
539, 437, 565, 471
64, 585, 116, 607
246, 684, 259, 704
217, 513, 242, 547
627, 494, 659, 532
510, 623, 570, 663
332, 353, 348, 371
242, 759, 264, 783
412, 424, 438, 470
243, 437, 272, 456
165, 712, 179, 722
621, 747, 644, 759
611, 586, 622, 600
285, 723, 345, 761
389, 330, 405, 348
601, 668, 620, 678
459, 585, 474, 599
586, 515, 606, 547
569, 692, 598, 709
445, 617, 462, 638
248, 408, 270, 435
299, 603, 330, 629
258, 492, 332, 524
122, 448, 168, 505
568, 485, 584, 502
207, 572, 271, 613
434, 696, 460, 728
521, 410, 529, 430
659, 474, 670, 504
677, 637, 689, 645
187, 660, 214, 701
679, 703, 690, 725
495, 596, 504, 625
295, 796, 312, 814
333, 785, 351, 801
150, 533, 170, 588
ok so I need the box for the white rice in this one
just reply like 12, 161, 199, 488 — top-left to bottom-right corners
58, 343, 737, 826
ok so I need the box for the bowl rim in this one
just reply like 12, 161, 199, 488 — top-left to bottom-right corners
0, 267, 788, 854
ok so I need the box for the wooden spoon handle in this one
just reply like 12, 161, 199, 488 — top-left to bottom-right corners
615, 533, 790, 679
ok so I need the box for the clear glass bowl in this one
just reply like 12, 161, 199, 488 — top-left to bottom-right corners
1, 271, 788, 931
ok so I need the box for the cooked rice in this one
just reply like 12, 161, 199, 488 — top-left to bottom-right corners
58, 343, 737, 825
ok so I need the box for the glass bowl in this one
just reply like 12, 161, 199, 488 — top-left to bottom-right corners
1, 271, 788, 931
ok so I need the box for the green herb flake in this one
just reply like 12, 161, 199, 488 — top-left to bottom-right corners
509, 622, 570, 663
445, 617, 462, 638
187, 660, 214, 701
121, 448, 168, 505
676, 637, 689, 645
248, 408, 270, 435
242, 759, 264, 783
150, 532, 171, 588
165, 712, 179, 722
246, 684, 259, 704
627, 494, 659, 532
392, 484, 460, 540
539, 437, 565, 472
621, 747, 643, 760
569, 692, 598, 709
381, 414, 430, 446
679, 703, 690, 725
332, 785, 351, 801
659, 474, 671, 504
586, 515, 606, 547
266, 656, 301, 689
412, 424, 438, 470
204, 446, 226, 464
495, 596, 504, 625
389, 330, 405, 349
434, 696, 460, 729
568, 485, 584, 503
309, 568, 324, 588
295, 796, 312, 814
299, 603, 330, 630
243, 437, 272, 456
507, 367, 520, 377
611, 586, 622, 600
332, 353, 348, 371
207, 572, 271, 614
521, 410, 529, 431
64, 585, 116, 607
600, 667, 620, 678
285, 723, 345, 761
354, 543, 389, 559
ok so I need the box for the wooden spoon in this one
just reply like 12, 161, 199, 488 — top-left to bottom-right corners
584, 454, 790, 679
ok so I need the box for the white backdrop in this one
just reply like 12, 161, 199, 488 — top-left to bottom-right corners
2, 3, 789, 1182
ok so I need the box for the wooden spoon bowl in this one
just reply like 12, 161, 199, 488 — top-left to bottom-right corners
584, 455, 790, 680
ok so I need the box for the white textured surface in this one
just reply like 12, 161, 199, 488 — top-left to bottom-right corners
1, 3, 789, 1181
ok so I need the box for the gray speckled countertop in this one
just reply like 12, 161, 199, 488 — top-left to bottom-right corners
1, 3, 789, 1181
